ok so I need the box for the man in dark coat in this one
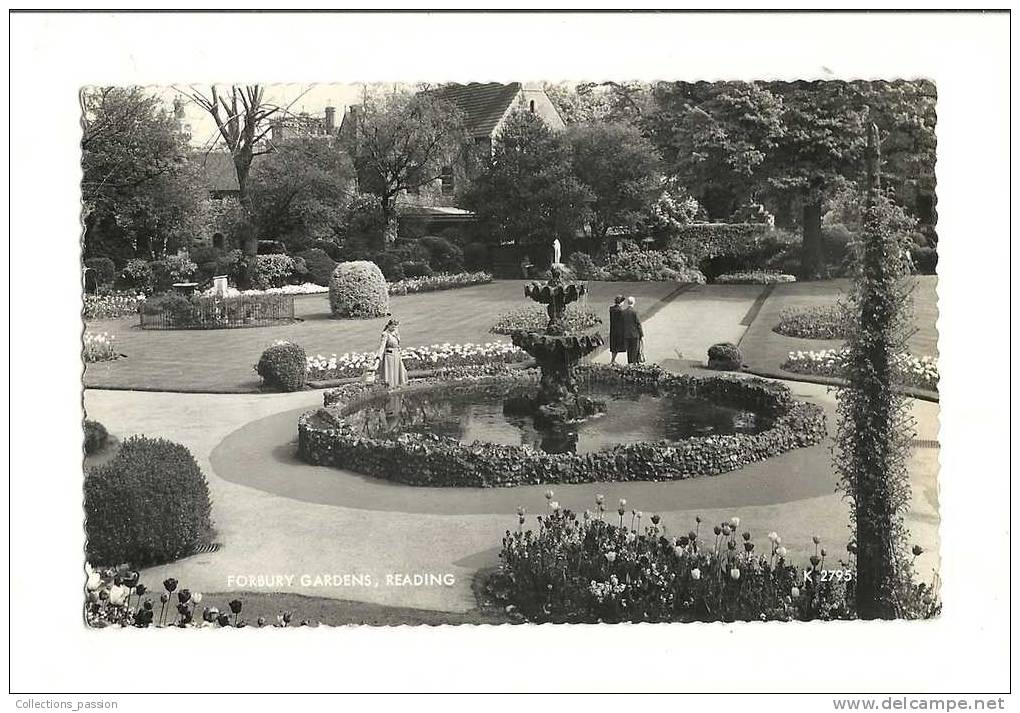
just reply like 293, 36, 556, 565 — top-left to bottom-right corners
621, 296, 644, 364
608, 295, 625, 364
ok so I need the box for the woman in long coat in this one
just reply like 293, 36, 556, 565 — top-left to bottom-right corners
608, 295, 626, 364
375, 319, 409, 387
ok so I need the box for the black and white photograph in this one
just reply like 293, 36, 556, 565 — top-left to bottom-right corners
7, 8, 1012, 702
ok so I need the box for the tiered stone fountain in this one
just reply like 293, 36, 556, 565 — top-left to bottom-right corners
506, 265, 605, 424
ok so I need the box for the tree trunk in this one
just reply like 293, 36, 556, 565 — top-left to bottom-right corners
801, 199, 824, 280
380, 196, 398, 248
234, 158, 257, 258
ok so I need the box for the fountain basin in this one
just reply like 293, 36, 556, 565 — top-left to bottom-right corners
298, 365, 827, 488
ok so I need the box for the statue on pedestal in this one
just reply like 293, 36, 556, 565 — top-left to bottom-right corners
552, 238, 561, 266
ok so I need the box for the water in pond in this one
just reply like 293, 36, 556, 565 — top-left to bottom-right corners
342, 383, 769, 455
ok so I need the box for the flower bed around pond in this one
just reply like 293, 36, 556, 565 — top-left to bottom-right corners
306, 341, 528, 381
299, 365, 826, 487
490, 304, 601, 336
782, 348, 938, 392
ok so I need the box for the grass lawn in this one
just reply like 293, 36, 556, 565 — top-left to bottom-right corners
83, 280, 680, 393
739, 275, 938, 392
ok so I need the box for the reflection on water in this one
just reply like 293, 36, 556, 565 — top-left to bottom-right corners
344, 383, 769, 455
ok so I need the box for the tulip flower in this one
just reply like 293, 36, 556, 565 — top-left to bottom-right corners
618, 499, 626, 508
545, 490, 554, 500
691, 568, 701, 580
674, 546, 684, 557
192, 592, 203, 604
516, 506, 525, 516
651, 514, 661, 525
595, 494, 605, 504
548, 500, 560, 511
809, 555, 821, 567
86, 570, 102, 592
216, 613, 231, 627
159, 593, 170, 604
742, 531, 751, 541
912, 545, 924, 557
791, 586, 800, 598
257, 617, 267, 627
229, 599, 243, 614
177, 589, 192, 604
812, 536, 821, 545
768, 531, 780, 542
605, 551, 617, 563
135, 584, 147, 596
730, 517, 740, 528
108, 584, 128, 606
713, 525, 722, 536
777, 547, 787, 558
730, 568, 741, 581
163, 577, 178, 593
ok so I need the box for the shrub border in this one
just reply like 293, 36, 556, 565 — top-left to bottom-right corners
298, 364, 827, 487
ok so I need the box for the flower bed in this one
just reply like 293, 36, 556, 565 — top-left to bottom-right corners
201, 283, 329, 298
84, 293, 144, 320
307, 341, 528, 382
388, 271, 493, 296
300, 365, 827, 487
490, 304, 601, 335
85, 567, 306, 628
783, 349, 939, 391
139, 292, 296, 330
589, 250, 706, 284
715, 271, 796, 285
84, 332, 118, 362
774, 304, 850, 340
482, 495, 939, 623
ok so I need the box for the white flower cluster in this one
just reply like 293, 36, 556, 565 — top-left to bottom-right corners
83, 331, 117, 363
715, 271, 797, 285
201, 282, 329, 298
784, 348, 938, 390
589, 575, 627, 603
388, 271, 492, 296
306, 341, 526, 380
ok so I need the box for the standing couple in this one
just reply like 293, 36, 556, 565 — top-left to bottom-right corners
609, 295, 644, 365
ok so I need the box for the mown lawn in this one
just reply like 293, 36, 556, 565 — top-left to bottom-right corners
84, 280, 680, 393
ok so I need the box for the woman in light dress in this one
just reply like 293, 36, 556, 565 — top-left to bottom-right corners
374, 319, 408, 387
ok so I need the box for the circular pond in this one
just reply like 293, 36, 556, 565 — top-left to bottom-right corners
344, 381, 770, 455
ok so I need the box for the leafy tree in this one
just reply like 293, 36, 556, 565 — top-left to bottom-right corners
565, 122, 662, 252
834, 124, 920, 618
341, 90, 467, 245
545, 81, 651, 125
81, 87, 204, 262
643, 81, 785, 220
186, 85, 283, 260
461, 111, 592, 258
249, 137, 355, 251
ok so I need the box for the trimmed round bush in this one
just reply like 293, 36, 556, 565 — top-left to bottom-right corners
83, 419, 109, 456
297, 248, 339, 287
255, 341, 307, 392
84, 436, 213, 567
707, 342, 742, 371
329, 261, 390, 319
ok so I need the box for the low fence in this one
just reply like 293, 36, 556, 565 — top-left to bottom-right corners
139, 293, 296, 330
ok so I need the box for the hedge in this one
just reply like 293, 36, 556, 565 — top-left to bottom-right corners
299, 365, 826, 487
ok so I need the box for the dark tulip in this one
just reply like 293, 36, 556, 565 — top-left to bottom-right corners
651, 515, 661, 525
135, 584, 147, 596
177, 589, 191, 604
98, 589, 109, 601
160, 593, 170, 604
257, 617, 267, 627
177, 603, 190, 616
744, 542, 754, 552
678, 536, 689, 547
713, 526, 722, 536
122, 571, 139, 588
282, 611, 293, 624
688, 531, 697, 541
810, 555, 821, 567
618, 508, 625, 516
912, 545, 924, 557
143, 600, 153, 611
216, 613, 230, 627
722, 524, 731, 536
300, 619, 311, 627
229, 599, 243, 614
163, 577, 178, 593
820, 548, 827, 557
695, 516, 702, 524
742, 532, 751, 541
727, 541, 736, 550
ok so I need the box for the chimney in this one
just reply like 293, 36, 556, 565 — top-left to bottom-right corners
325, 106, 336, 133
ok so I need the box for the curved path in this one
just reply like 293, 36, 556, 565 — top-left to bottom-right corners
83, 285, 940, 614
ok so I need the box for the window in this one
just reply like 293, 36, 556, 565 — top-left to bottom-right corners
440, 165, 455, 195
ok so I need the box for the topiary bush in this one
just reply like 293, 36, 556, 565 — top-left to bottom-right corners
707, 342, 743, 371
83, 419, 109, 455
250, 254, 296, 290
255, 341, 307, 392
296, 248, 338, 287
329, 261, 391, 319
84, 436, 214, 567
